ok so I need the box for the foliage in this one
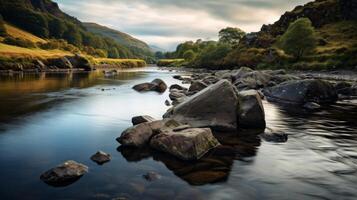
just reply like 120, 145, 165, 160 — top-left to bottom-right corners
3, 36, 36, 48
0, 0, 152, 60
108, 47, 120, 58
219, 27, 246, 46
157, 59, 185, 67
276, 18, 317, 60
0, 14, 7, 36
183, 50, 196, 61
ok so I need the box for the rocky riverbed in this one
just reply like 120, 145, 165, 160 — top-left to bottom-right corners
0, 67, 356, 200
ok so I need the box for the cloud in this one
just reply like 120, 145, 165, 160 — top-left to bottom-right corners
55, 0, 311, 50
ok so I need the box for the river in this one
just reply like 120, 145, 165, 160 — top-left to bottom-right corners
0, 67, 356, 200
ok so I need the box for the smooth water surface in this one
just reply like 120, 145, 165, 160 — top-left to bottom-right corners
0, 67, 356, 200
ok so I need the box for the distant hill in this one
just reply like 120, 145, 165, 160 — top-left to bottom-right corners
149, 45, 166, 53
0, 0, 154, 60
83, 22, 153, 59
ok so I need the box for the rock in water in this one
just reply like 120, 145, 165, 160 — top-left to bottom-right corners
171, 80, 239, 131
40, 160, 88, 187
263, 79, 337, 105
90, 151, 111, 165
238, 90, 266, 129
143, 171, 162, 181
133, 79, 167, 93
117, 119, 181, 147
117, 122, 155, 147
260, 128, 288, 143
151, 79, 168, 93
150, 128, 220, 160
188, 81, 208, 93
303, 102, 321, 110
132, 115, 156, 125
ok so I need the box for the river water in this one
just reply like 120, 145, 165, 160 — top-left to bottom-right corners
0, 67, 356, 200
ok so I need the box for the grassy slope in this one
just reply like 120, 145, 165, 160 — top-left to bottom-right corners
83, 23, 152, 53
0, 23, 146, 68
4, 24, 46, 43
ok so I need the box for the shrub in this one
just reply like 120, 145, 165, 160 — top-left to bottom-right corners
3, 36, 36, 48
276, 18, 317, 60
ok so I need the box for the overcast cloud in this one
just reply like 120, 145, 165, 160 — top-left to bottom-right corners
55, 0, 311, 50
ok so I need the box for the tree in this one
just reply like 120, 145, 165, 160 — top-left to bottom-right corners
0, 14, 7, 36
108, 47, 120, 58
49, 17, 66, 38
155, 51, 165, 59
277, 18, 317, 60
183, 50, 196, 61
63, 23, 82, 46
219, 27, 246, 46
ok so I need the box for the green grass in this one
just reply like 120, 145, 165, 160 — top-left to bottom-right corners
0, 43, 73, 59
92, 57, 146, 68
157, 59, 185, 67
4, 23, 46, 43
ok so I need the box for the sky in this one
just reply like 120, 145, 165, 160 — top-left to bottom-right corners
55, 0, 311, 51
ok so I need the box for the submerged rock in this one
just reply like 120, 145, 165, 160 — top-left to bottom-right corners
171, 80, 239, 131
150, 128, 220, 160
133, 79, 167, 93
303, 102, 321, 110
263, 79, 338, 105
238, 90, 266, 129
143, 171, 162, 181
260, 128, 288, 143
90, 151, 111, 165
40, 160, 88, 187
132, 115, 155, 125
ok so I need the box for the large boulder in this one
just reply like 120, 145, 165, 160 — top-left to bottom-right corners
150, 128, 220, 160
117, 119, 181, 147
238, 90, 266, 129
170, 80, 239, 131
263, 79, 338, 104
133, 79, 167, 93
40, 160, 88, 187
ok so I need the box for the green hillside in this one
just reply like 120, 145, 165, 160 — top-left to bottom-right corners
163, 0, 357, 70
84, 22, 153, 60
0, 0, 153, 61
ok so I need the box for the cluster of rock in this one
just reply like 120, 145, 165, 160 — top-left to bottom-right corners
0, 54, 92, 72
124, 66, 356, 161
40, 150, 111, 187
169, 67, 356, 109
123, 76, 268, 161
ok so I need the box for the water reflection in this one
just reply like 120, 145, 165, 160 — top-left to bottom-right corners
0, 68, 356, 200
118, 131, 265, 186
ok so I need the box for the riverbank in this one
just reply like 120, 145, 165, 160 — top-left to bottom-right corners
0, 54, 147, 73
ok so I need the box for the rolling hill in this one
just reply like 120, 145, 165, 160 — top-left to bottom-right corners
84, 22, 153, 57
0, 0, 154, 60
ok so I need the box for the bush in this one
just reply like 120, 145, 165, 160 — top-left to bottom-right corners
276, 18, 317, 60
3, 36, 36, 48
